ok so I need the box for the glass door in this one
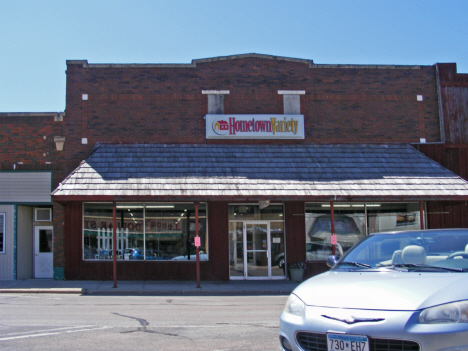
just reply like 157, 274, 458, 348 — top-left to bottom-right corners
245, 222, 269, 279
229, 220, 286, 280
229, 222, 244, 278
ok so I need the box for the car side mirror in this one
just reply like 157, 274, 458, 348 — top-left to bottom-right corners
326, 255, 339, 268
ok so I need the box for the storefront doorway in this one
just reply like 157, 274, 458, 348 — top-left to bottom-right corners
34, 226, 53, 278
229, 220, 285, 280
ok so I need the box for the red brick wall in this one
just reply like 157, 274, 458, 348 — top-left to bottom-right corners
61, 57, 441, 182
0, 113, 65, 210
0, 113, 65, 177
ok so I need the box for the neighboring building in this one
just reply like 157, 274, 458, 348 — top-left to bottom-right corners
2, 54, 468, 281
0, 112, 64, 279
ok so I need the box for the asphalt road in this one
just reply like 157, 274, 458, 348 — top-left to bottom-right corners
0, 293, 288, 351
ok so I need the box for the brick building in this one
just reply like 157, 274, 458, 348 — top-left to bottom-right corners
0, 112, 64, 279
2, 54, 468, 281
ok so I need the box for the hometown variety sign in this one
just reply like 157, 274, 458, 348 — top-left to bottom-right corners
205, 114, 305, 139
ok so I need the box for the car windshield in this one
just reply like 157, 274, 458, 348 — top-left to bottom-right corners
334, 229, 468, 272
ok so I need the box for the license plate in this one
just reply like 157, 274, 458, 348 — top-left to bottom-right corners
327, 333, 369, 351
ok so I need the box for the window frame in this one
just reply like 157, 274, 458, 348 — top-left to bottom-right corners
35, 208, 52, 222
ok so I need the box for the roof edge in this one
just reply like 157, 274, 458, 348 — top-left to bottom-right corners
66, 53, 314, 68
310, 64, 421, 70
66, 59, 195, 68
51, 194, 468, 204
192, 53, 313, 66
66, 55, 428, 70
0, 112, 63, 117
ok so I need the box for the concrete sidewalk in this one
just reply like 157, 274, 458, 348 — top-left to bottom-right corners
0, 279, 300, 296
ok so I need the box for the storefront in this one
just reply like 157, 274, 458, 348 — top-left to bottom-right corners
52, 143, 468, 280
0, 171, 54, 280
4, 55, 468, 281
5, 54, 454, 280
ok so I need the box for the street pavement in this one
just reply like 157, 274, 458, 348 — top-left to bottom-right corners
0, 279, 300, 295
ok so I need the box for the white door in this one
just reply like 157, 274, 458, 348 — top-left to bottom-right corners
34, 226, 53, 278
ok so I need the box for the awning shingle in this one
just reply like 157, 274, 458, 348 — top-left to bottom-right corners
52, 144, 468, 201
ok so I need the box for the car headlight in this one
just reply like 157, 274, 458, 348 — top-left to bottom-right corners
420, 301, 468, 324
283, 294, 306, 317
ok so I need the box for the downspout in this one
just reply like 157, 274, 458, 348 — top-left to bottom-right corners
14, 205, 17, 280
436, 63, 446, 144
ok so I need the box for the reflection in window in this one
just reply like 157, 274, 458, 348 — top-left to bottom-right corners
228, 222, 244, 277
145, 204, 207, 261
39, 230, 53, 253
305, 203, 422, 261
83, 203, 207, 261
367, 203, 421, 234
305, 204, 365, 260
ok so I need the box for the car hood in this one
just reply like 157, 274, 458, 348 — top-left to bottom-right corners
294, 270, 468, 311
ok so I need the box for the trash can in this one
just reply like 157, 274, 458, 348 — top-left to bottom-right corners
289, 268, 304, 282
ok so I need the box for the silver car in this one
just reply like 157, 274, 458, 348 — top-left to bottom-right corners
279, 229, 468, 351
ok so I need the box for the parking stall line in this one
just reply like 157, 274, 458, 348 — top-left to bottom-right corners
0, 326, 109, 341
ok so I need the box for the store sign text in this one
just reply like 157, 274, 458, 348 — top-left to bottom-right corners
84, 219, 181, 232
206, 114, 305, 139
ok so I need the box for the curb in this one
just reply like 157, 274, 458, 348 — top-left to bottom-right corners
0, 288, 85, 294
84, 290, 292, 296
0, 288, 293, 296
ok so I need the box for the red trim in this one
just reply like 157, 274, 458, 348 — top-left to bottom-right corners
195, 202, 200, 288
331, 201, 335, 255
112, 203, 117, 288
52, 195, 468, 204
420, 201, 425, 230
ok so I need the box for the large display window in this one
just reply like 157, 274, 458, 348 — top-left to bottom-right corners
83, 203, 207, 261
305, 203, 423, 260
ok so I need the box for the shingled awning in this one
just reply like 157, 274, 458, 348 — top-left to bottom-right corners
52, 144, 468, 202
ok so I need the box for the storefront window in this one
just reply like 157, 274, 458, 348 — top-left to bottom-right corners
83, 203, 207, 261
305, 203, 422, 260
145, 203, 207, 261
367, 203, 421, 233
305, 203, 366, 260
118, 204, 144, 260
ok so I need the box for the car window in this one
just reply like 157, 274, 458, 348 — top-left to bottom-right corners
335, 230, 468, 271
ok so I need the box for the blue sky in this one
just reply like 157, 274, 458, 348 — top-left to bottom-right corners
1, 0, 467, 112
